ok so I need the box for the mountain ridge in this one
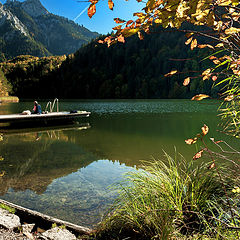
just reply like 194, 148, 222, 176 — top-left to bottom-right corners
0, 0, 99, 60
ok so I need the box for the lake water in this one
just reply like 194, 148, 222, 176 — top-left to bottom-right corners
0, 99, 238, 228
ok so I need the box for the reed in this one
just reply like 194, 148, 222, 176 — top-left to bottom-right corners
95, 152, 236, 240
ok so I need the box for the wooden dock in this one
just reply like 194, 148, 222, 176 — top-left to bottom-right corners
0, 111, 91, 127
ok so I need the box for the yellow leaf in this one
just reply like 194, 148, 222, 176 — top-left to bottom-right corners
183, 77, 190, 86
224, 95, 234, 101
191, 94, 210, 101
164, 70, 177, 77
225, 27, 240, 35
190, 38, 197, 50
138, 31, 144, 40
202, 68, 211, 76
185, 37, 192, 45
185, 138, 198, 145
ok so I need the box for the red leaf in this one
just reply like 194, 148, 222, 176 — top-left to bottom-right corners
126, 20, 134, 27
212, 75, 218, 81
108, 0, 114, 10
114, 18, 125, 24
88, 4, 96, 18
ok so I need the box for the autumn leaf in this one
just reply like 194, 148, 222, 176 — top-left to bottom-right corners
0, 171, 5, 177
164, 70, 177, 77
201, 124, 209, 136
185, 37, 193, 45
198, 44, 214, 49
225, 27, 240, 34
191, 94, 210, 101
183, 77, 190, 86
114, 18, 126, 24
193, 149, 204, 160
88, 3, 96, 18
215, 43, 224, 48
98, 40, 104, 44
224, 95, 234, 101
208, 162, 215, 169
185, 137, 198, 145
117, 35, 125, 43
108, 0, 114, 10
138, 31, 144, 40
212, 75, 218, 81
190, 38, 197, 50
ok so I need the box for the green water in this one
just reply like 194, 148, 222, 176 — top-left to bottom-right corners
0, 99, 238, 228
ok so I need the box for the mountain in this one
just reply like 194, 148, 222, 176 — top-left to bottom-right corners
0, 0, 99, 60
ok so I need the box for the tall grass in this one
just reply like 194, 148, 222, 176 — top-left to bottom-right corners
95, 152, 236, 240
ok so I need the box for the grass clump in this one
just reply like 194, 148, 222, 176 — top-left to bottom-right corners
95, 152, 236, 240
0, 203, 15, 214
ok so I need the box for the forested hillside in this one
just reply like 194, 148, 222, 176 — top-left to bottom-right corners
0, 0, 98, 60
0, 26, 220, 99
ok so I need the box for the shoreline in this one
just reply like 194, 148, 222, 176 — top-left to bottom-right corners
0, 199, 92, 239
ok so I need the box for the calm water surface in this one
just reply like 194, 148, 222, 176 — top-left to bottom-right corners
0, 99, 238, 227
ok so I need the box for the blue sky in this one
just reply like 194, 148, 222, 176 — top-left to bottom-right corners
1, 0, 144, 34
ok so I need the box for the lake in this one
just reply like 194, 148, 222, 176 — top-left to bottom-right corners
0, 99, 238, 228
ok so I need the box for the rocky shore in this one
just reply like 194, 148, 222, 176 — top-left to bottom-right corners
0, 199, 92, 240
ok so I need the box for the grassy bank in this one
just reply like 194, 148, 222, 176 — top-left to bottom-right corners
93, 152, 239, 240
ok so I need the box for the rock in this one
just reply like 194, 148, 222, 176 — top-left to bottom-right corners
0, 208, 21, 230
42, 227, 76, 240
22, 223, 35, 233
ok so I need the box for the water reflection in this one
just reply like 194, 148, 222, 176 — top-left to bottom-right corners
0, 100, 238, 227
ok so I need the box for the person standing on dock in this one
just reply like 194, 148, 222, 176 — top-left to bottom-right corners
32, 101, 42, 114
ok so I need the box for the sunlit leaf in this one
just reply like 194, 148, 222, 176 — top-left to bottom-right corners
185, 37, 192, 45
212, 75, 218, 81
215, 43, 224, 48
202, 68, 211, 76
224, 95, 234, 101
88, 3, 96, 18
117, 35, 125, 43
183, 77, 190, 86
225, 27, 240, 34
193, 149, 204, 160
0, 171, 5, 177
208, 162, 215, 169
201, 124, 209, 136
185, 138, 198, 145
164, 70, 177, 77
190, 39, 197, 50
191, 94, 210, 101
138, 31, 144, 40
108, 0, 114, 10
198, 44, 214, 49
114, 18, 126, 24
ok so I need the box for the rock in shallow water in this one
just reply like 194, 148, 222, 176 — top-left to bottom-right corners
41, 227, 76, 240
0, 208, 21, 230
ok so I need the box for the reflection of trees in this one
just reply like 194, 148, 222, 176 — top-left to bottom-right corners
0, 126, 97, 195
